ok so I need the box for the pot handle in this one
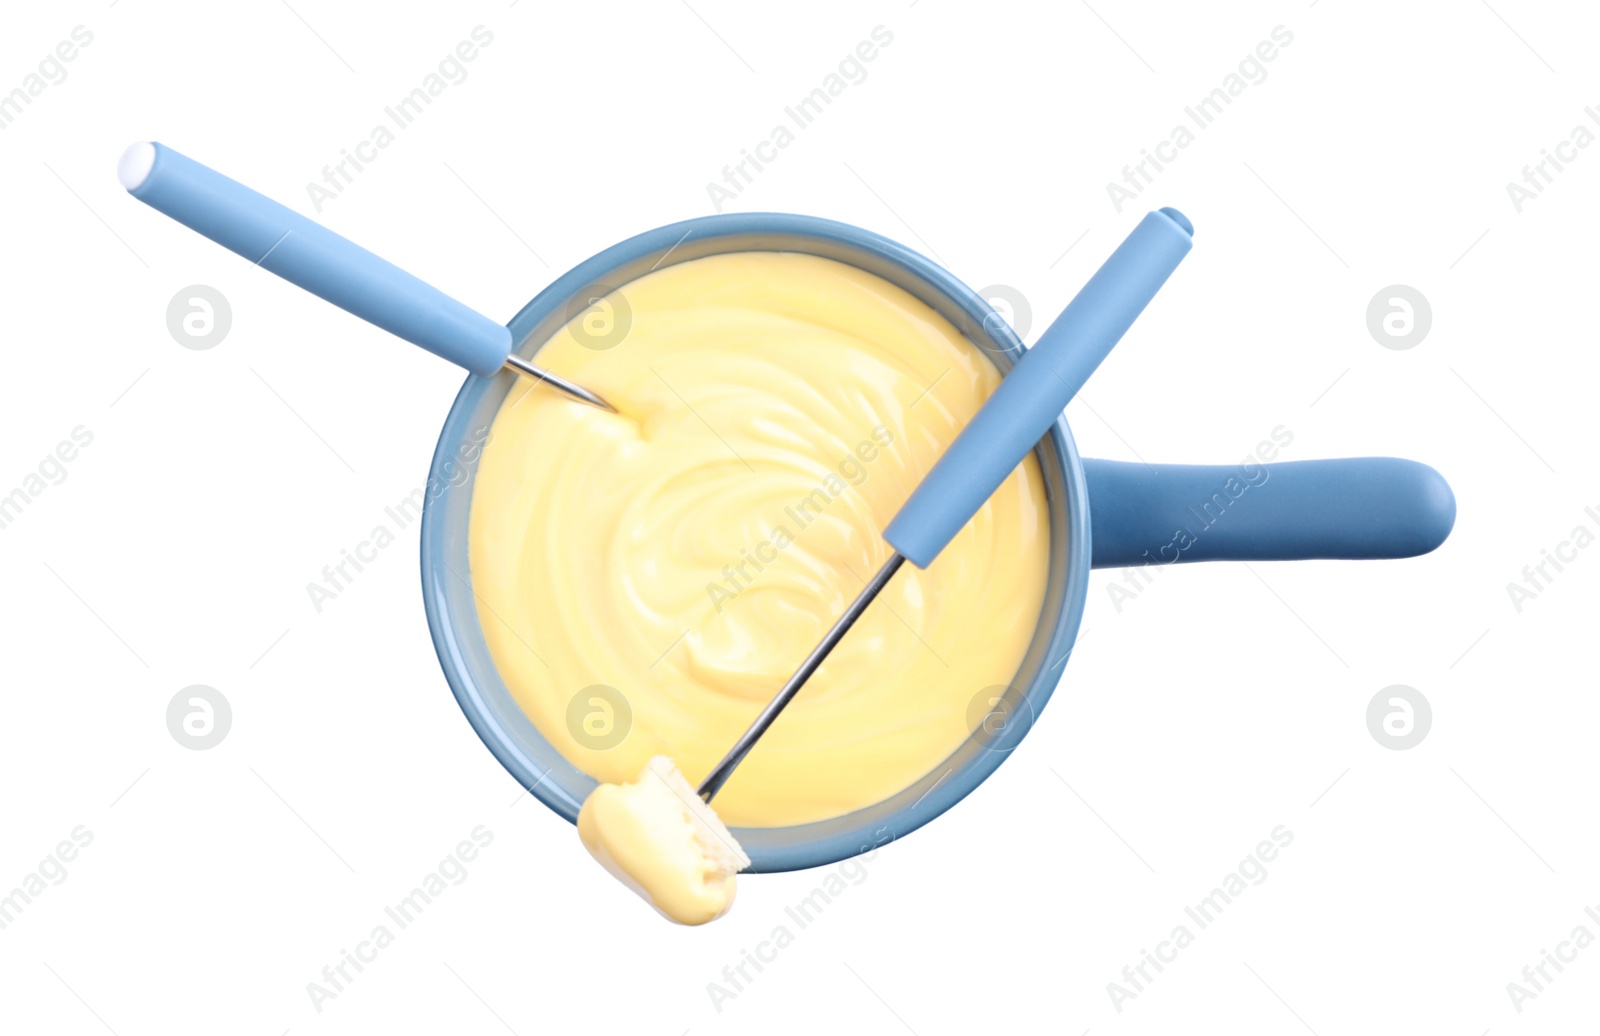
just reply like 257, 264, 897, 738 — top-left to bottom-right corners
1082, 457, 1455, 568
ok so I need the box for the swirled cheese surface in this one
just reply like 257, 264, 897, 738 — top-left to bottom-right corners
469, 251, 1049, 826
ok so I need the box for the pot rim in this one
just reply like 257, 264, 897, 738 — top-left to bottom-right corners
419, 212, 1091, 872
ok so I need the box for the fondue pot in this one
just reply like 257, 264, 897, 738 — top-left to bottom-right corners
417, 213, 1452, 871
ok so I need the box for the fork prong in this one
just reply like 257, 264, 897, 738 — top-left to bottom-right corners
502, 353, 616, 412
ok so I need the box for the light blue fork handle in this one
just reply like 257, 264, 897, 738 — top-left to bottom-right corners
121, 142, 512, 376
1084, 457, 1456, 567
884, 208, 1194, 568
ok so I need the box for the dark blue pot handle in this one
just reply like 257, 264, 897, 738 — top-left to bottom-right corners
1083, 457, 1455, 568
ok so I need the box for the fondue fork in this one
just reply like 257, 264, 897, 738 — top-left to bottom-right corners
118, 142, 615, 412
697, 208, 1195, 802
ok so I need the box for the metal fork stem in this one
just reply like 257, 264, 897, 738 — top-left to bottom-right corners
697, 553, 907, 802
502, 353, 616, 412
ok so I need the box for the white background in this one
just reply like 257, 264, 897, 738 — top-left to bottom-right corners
1, 0, 1595, 1033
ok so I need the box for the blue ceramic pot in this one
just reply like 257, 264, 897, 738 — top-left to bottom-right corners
420, 213, 1454, 873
